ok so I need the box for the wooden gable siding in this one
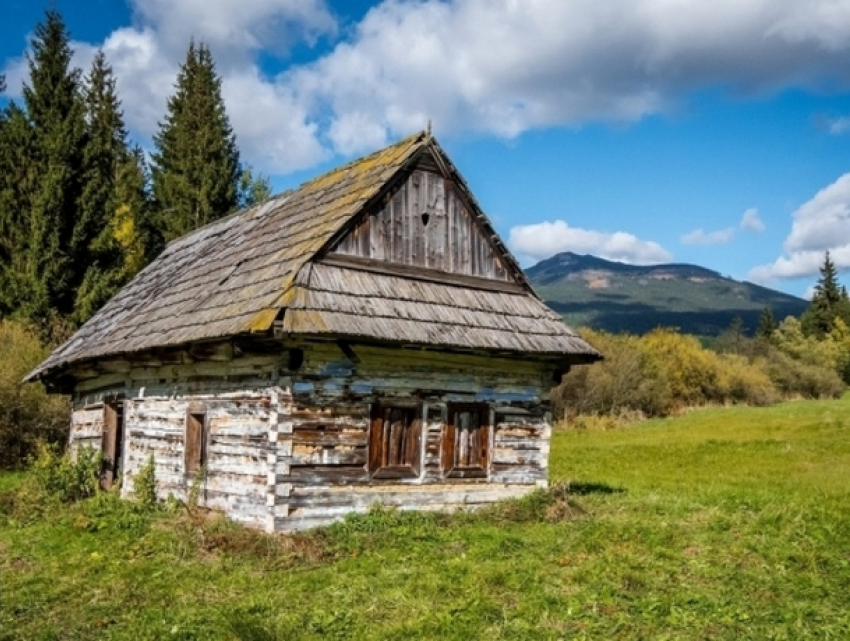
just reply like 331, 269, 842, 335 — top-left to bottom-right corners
331, 168, 513, 282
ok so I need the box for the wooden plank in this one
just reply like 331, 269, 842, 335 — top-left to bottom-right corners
286, 465, 370, 485
291, 446, 367, 466
317, 254, 527, 294
291, 430, 367, 447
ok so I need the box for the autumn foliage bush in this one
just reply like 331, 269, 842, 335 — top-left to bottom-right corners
554, 323, 846, 421
0, 319, 69, 469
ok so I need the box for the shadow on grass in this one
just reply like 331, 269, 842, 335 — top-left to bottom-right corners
568, 481, 626, 496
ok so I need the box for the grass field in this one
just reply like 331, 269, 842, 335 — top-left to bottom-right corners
2, 397, 849, 640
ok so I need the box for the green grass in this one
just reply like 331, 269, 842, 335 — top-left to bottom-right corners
2, 398, 850, 640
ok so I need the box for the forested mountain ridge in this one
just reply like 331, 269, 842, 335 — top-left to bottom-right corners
526, 252, 808, 336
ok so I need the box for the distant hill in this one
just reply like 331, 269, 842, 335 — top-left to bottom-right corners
525, 252, 808, 336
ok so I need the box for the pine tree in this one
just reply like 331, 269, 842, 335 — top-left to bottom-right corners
151, 41, 240, 242
756, 307, 776, 341
18, 9, 87, 322
0, 103, 35, 317
73, 52, 150, 323
238, 165, 272, 209
801, 251, 850, 337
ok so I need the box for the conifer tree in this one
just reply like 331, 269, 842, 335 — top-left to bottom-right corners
18, 9, 87, 322
73, 52, 150, 323
238, 165, 272, 209
756, 307, 776, 341
151, 41, 240, 242
0, 103, 35, 317
801, 251, 850, 337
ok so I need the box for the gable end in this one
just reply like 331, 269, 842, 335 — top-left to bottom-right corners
329, 150, 520, 285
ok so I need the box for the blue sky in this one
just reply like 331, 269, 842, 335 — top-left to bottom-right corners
3, 1, 850, 298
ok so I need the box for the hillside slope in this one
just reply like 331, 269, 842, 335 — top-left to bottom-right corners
526, 252, 807, 336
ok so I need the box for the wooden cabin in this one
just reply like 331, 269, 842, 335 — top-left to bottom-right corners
27, 131, 601, 532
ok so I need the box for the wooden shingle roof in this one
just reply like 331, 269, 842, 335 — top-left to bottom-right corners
29, 132, 599, 382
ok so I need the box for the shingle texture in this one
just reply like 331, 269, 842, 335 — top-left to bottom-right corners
29, 132, 599, 382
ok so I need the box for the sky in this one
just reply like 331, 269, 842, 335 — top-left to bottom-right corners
3, 0, 850, 298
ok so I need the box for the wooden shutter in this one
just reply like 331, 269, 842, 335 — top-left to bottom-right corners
185, 412, 206, 476
444, 404, 490, 478
368, 404, 421, 479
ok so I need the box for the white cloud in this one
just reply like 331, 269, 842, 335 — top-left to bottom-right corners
740, 207, 766, 232
131, 0, 337, 67
6, 0, 850, 171
284, 0, 850, 155
748, 173, 850, 282
2, 1, 336, 174
681, 227, 735, 245
509, 220, 672, 265
826, 115, 850, 134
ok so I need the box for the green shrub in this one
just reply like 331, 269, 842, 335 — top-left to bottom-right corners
0, 319, 69, 469
556, 325, 839, 420
554, 329, 670, 419
716, 353, 779, 406
30, 443, 103, 503
134, 453, 158, 508
641, 329, 722, 407
760, 348, 845, 399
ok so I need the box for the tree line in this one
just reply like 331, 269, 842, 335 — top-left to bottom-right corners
0, 10, 270, 337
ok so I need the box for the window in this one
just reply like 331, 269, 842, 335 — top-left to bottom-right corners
369, 404, 422, 478
442, 404, 490, 478
184, 411, 207, 477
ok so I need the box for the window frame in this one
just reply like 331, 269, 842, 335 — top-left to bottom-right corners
442, 403, 491, 479
368, 403, 423, 479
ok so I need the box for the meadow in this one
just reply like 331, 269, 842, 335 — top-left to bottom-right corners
1, 397, 849, 640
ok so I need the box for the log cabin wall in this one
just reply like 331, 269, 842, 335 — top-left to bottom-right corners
67, 339, 557, 532
332, 167, 513, 282
69, 407, 106, 456
68, 358, 288, 529
273, 341, 554, 532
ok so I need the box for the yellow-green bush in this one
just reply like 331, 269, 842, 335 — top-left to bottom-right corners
641, 329, 723, 407
0, 319, 69, 469
553, 329, 670, 418
715, 354, 778, 406
759, 347, 845, 399
555, 324, 845, 420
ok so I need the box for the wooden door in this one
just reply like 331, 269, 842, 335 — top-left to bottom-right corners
101, 401, 124, 489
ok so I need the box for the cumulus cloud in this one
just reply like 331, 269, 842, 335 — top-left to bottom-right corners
509, 220, 672, 265
2, 0, 335, 174
6, 0, 850, 172
740, 207, 766, 232
284, 0, 850, 155
748, 173, 850, 282
681, 227, 736, 245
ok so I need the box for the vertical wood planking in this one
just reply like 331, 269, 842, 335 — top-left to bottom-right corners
331, 167, 512, 282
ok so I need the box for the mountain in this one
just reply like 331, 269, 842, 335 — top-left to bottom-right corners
525, 252, 808, 336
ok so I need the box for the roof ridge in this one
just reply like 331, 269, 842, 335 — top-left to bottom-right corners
159, 131, 428, 252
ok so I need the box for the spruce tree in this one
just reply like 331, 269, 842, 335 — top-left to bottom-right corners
73, 51, 150, 323
0, 103, 35, 317
151, 41, 240, 242
238, 165, 272, 209
19, 9, 87, 322
756, 307, 776, 341
802, 251, 850, 337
